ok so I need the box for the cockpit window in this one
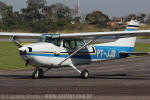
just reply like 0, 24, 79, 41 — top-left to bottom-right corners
38, 34, 85, 48
38, 34, 61, 46
38, 35, 46, 42
45, 37, 61, 46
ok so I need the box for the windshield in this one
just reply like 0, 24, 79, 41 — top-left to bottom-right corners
38, 34, 61, 46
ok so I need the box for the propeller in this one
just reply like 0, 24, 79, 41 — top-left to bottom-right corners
11, 36, 33, 67
25, 48, 32, 67
19, 48, 29, 67
20, 47, 33, 67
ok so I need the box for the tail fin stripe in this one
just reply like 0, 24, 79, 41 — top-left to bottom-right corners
128, 25, 139, 27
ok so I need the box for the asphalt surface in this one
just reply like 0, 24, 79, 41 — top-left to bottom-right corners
1, 56, 150, 99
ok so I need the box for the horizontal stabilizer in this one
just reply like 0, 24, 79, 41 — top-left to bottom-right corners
119, 52, 150, 56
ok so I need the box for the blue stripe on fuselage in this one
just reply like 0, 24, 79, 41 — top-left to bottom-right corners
22, 46, 134, 60
93, 46, 134, 59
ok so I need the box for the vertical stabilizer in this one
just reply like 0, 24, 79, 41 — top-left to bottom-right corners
95, 20, 140, 48
125, 20, 140, 31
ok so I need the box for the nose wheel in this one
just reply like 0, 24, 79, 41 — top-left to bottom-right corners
32, 68, 44, 79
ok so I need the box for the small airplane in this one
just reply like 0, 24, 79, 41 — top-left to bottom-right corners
0, 20, 150, 79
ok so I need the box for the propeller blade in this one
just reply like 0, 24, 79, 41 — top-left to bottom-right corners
12, 36, 23, 48
19, 50, 30, 67
25, 60, 30, 67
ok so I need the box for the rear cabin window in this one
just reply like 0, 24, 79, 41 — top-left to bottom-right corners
63, 40, 85, 49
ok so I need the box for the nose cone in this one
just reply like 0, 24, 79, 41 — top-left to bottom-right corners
19, 47, 28, 52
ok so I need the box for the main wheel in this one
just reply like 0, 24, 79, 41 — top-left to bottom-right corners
32, 68, 44, 79
81, 69, 89, 79
32, 70, 39, 79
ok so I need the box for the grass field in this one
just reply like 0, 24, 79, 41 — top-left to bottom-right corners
134, 43, 150, 52
0, 42, 25, 69
0, 42, 150, 69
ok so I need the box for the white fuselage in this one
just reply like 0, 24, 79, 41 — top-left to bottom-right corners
19, 42, 96, 68
19, 37, 135, 68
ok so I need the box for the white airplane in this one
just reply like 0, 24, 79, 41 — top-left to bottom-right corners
0, 20, 150, 79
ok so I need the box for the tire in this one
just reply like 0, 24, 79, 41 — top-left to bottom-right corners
81, 69, 89, 79
32, 70, 39, 79
32, 68, 43, 79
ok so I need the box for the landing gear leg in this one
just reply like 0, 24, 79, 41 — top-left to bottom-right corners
32, 67, 44, 79
70, 64, 89, 79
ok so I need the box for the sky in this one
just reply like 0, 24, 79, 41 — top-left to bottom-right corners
1, 0, 150, 17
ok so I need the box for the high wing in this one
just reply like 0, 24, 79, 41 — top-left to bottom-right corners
60, 30, 150, 39
0, 32, 41, 38
0, 30, 150, 39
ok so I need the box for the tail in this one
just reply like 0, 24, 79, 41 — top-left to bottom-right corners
125, 20, 140, 31
112, 20, 140, 48
96, 20, 140, 51
116, 20, 140, 48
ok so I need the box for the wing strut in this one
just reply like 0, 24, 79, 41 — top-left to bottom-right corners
59, 39, 95, 65
70, 64, 81, 73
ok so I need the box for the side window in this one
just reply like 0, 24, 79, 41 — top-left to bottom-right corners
63, 40, 76, 49
53, 39, 61, 46
76, 40, 85, 48
45, 37, 61, 46
56, 40, 61, 46
63, 40, 85, 49
70, 41, 76, 48
63, 40, 70, 48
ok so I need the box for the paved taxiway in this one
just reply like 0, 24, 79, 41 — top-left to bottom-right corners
1, 56, 150, 100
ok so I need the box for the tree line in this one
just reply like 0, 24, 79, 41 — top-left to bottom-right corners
0, 0, 150, 33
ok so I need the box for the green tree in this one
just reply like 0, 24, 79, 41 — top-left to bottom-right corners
74, 16, 81, 23
125, 14, 137, 21
0, 1, 16, 30
20, 2, 74, 32
125, 13, 146, 23
138, 13, 146, 23
47, 3, 74, 31
0, 1, 8, 17
21, 0, 46, 22
48, 3, 73, 20
85, 11, 110, 27
145, 14, 150, 25
57, 6, 71, 19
